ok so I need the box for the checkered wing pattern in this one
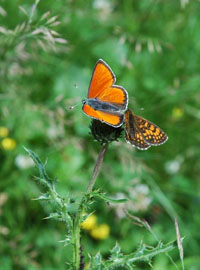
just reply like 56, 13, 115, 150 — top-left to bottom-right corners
134, 115, 168, 146
124, 109, 168, 150
125, 120, 151, 150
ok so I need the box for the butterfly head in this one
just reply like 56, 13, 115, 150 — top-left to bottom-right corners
82, 99, 87, 105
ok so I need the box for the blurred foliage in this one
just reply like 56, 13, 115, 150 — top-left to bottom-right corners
0, 0, 200, 269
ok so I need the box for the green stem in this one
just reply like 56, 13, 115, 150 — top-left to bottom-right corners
73, 214, 81, 270
86, 143, 109, 194
72, 143, 109, 270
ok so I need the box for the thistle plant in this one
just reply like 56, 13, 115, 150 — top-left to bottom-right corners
12, 1, 182, 269
25, 119, 180, 270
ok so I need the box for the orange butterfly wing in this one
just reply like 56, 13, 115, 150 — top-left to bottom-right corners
88, 59, 128, 109
125, 109, 168, 150
83, 104, 123, 127
88, 59, 115, 99
97, 86, 128, 110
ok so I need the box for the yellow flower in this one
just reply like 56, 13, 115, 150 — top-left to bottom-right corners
172, 107, 184, 120
1, 138, 16, 150
90, 224, 110, 240
84, 263, 90, 270
0, 127, 9, 137
81, 214, 97, 231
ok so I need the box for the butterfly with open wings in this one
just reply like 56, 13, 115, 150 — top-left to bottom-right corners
82, 59, 168, 150
82, 59, 128, 128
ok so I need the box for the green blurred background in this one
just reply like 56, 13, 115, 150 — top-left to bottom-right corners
0, 0, 200, 269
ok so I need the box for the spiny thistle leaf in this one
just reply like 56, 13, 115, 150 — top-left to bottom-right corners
110, 243, 122, 257
59, 236, 72, 246
91, 190, 128, 204
43, 212, 62, 220
104, 240, 176, 269
32, 193, 50, 201
91, 252, 104, 270
24, 147, 53, 187
25, 148, 73, 233
126, 240, 177, 263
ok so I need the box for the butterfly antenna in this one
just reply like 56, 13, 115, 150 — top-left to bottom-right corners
68, 82, 81, 109
69, 101, 82, 110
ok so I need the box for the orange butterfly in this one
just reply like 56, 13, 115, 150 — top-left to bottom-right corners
82, 59, 128, 127
124, 109, 168, 150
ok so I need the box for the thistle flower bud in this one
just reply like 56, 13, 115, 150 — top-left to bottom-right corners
90, 119, 123, 144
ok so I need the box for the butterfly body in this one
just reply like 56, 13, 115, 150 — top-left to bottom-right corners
82, 98, 125, 113
82, 59, 128, 127
125, 109, 168, 150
